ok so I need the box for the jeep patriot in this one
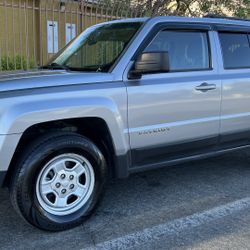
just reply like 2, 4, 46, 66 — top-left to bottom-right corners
0, 15, 250, 231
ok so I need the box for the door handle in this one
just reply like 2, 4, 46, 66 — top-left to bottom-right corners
195, 82, 216, 92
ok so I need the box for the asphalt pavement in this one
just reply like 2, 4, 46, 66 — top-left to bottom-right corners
1, 150, 250, 250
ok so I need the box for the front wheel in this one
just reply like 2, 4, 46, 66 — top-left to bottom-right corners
9, 132, 107, 231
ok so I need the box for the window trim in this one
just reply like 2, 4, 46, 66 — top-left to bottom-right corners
129, 23, 213, 76
214, 24, 250, 33
218, 31, 250, 70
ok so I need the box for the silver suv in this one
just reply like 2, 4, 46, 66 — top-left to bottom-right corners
1, 15, 250, 231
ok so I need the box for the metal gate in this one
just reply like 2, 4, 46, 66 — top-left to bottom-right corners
0, 0, 143, 71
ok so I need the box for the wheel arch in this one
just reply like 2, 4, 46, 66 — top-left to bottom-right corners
4, 117, 129, 187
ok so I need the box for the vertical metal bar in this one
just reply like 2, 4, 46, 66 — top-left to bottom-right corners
115, 1, 118, 19
64, 0, 66, 46
4, 0, 9, 70
45, 0, 48, 61
18, 0, 23, 69
39, 0, 43, 67
25, 0, 29, 69
95, 0, 98, 24
79, 0, 83, 32
32, 0, 36, 67
105, 0, 109, 21
84, 0, 87, 64
90, 1, 93, 25
79, 0, 83, 66
58, 0, 61, 43
118, 1, 122, 19
100, 1, 104, 23
125, 2, 129, 18
110, 2, 114, 21
76, 0, 79, 36
52, 0, 55, 55
120, 1, 123, 19
70, 0, 73, 43
83, 0, 87, 31
12, 0, 16, 70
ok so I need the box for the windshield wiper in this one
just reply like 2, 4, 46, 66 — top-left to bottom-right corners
41, 62, 70, 70
64, 66, 100, 72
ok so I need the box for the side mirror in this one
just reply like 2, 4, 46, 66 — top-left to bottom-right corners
128, 51, 170, 79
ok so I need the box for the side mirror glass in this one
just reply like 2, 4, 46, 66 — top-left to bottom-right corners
128, 51, 170, 79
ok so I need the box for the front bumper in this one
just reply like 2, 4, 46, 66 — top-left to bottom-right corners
0, 171, 6, 187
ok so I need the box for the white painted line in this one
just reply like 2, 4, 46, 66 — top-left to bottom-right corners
85, 197, 250, 250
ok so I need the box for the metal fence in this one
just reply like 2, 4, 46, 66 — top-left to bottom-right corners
0, 0, 143, 71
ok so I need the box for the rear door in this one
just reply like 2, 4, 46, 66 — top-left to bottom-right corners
216, 29, 250, 147
125, 24, 222, 168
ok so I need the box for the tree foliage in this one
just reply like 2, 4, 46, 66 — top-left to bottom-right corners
112, 0, 250, 18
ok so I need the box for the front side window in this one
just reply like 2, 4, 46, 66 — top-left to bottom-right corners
144, 30, 210, 72
45, 22, 142, 72
219, 32, 250, 69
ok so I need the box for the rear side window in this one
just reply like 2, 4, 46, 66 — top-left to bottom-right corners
219, 32, 250, 69
144, 30, 210, 72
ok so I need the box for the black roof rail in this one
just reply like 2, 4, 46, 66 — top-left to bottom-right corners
204, 14, 250, 22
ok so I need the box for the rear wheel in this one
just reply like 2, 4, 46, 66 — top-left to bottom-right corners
9, 132, 107, 231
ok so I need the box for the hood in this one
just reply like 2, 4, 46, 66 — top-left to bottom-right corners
0, 69, 67, 81
0, 69, 115, 92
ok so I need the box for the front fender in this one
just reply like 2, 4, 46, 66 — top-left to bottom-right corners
0, 85, 129, 173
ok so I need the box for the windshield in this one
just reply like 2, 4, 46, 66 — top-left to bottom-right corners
45, 22, 142, 72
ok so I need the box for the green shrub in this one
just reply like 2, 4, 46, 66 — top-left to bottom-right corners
0, 55, 36, 71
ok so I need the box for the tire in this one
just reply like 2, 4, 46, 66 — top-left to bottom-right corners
9, 132, 107, 231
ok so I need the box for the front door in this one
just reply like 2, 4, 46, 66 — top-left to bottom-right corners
126, 26, 222, 168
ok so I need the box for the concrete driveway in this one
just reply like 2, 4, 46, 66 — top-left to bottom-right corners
1, 150, 250, 250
